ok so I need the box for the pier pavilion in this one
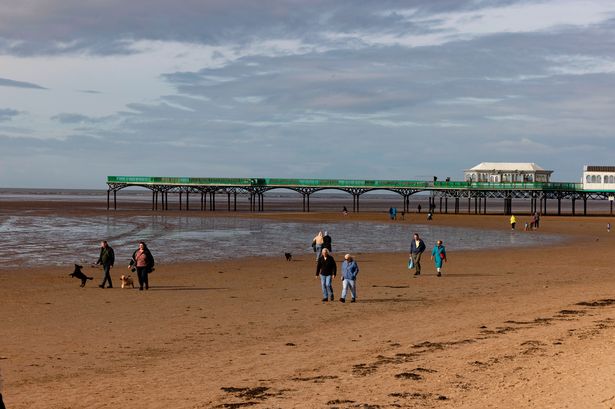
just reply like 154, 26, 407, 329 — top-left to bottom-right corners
105, 176, 615, 216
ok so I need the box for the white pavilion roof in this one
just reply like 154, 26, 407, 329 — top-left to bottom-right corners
466, 162, 550, 172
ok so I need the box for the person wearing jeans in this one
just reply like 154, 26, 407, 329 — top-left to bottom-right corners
312, 231, 324, 260
315, 248, 337, 302
340, 253, 359, 303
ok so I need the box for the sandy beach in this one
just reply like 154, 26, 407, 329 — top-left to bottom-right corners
2, 205, 615, 408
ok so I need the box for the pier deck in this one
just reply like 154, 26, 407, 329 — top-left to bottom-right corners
106, 176, 615, 216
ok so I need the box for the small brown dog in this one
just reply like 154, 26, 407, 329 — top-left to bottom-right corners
120, 274, 135, 289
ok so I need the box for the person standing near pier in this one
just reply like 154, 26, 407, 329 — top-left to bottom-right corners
510, 215, 517, 230
409, 233, 426, 276
96, 240, 115, 289
316, 248, 337, 302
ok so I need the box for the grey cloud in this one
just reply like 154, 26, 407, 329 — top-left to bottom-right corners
0, 77, 46, 89
0, 108, 20, 121
0, 0, 520, 56
51, 113, 109, 124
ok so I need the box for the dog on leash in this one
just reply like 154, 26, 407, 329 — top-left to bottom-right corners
69, 264, 93, 287
284, 252, 292, 261
120, 274, 135, 289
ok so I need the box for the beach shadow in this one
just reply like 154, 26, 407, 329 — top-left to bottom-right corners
149, 286, 229, 291
446, 273, 498, 277
359, 298, 422, 304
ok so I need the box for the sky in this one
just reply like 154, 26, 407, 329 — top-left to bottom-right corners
1, 0, 615, 188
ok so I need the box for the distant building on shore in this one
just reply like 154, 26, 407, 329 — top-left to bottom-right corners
464, 162, 553, 183
583, 166, 615, 190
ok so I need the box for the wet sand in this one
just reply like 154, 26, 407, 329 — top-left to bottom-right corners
1, 204, 615, 408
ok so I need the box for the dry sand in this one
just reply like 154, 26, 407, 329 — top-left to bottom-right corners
2, 206, 615, 408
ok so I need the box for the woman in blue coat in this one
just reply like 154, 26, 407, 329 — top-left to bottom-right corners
431, 240, 447, 277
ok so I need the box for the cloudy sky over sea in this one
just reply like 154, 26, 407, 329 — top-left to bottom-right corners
1, 0, 615, 188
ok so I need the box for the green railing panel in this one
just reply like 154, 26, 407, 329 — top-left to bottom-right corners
107, 176, 585, 191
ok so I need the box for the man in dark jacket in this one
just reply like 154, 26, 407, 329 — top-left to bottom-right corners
409, 233, 426, 276
96, 240, 115, 288
315, 248, 337, 302
322, 231, 332, 252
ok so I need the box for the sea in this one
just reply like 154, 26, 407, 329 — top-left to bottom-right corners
0, 189, 565, 269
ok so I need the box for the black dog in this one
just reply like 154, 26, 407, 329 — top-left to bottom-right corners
284, 252, 292, 261
69, 264, 93, 287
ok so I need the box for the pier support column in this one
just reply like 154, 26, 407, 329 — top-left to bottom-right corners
209, 192, 216, 211
107, 189, 110, 210
113, 190, 117, 210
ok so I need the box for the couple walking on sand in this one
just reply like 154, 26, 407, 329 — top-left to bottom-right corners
409, 233, 448, 277
315, 249, 359, 303
312, 231, 332, 260
96, 240, 155, 290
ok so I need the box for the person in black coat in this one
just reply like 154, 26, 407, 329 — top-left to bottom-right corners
322, 231, 332, 252
315, 248, 337, 302
96, 240, 115, 289
129, 242, 155, 290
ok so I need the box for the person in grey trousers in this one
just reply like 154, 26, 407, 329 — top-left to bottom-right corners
96, 240, 115, 288
409, 233, 426, 276
340, 254, 359, 303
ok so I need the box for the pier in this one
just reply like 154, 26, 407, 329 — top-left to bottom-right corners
106, 176, 615, 216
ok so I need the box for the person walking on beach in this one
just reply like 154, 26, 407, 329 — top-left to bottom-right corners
96, 240, 115, 289
510, 215, 517, 230
431, 240, 447, 277
129, 241, 155, 291
409, 233, 426, 276
316, 248, 337, 302
312, 231, 324, 260
323, 231, 332, 252
340, 254, 359, 303
533, 212, 540, 229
